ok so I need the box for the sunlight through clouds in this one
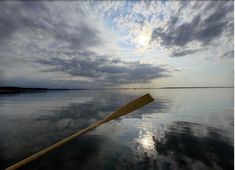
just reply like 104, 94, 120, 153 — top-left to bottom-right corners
0, 1, 233, 88
134, 27, 152, 50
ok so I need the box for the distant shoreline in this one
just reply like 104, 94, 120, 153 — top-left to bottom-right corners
0, 86, 233, 94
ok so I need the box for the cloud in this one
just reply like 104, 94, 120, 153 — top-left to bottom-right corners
149, 1, 233, 58
150, 1, 233, 48
171, 49, 203, 57
0, 1, 233, 88
151, 15, 201, 47
219, 50, 234, 59
36, 51, 170, 86
0, 1, 105, 51
0, 2, 20, 44
0, 1, 132, 88
109, 1, 233, 60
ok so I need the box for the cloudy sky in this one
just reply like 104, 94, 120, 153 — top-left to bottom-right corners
0, 1, 233, 88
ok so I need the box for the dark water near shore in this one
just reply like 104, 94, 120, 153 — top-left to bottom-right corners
0, 88, 233, 170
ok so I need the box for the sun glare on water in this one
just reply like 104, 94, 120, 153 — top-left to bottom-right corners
137, 133, 155, 151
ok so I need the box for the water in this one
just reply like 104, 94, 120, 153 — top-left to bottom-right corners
0, 89, 233, 170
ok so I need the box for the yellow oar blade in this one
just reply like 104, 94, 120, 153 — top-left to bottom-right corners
6, 93, 154, 170
104, 93, 154, 122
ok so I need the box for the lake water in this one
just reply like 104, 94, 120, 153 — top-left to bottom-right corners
0, 88, 233, 170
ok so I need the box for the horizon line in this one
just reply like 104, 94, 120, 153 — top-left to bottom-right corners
0, 86, 234, 90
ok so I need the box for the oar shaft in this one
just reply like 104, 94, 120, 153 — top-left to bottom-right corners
6, 119, 106, 170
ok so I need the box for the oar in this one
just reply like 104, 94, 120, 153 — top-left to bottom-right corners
6, 93, 154, 170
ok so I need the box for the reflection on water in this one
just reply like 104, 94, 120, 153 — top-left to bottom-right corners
138, 133, 155, 151
153, 121, 233, 170
0, 89, 233, 170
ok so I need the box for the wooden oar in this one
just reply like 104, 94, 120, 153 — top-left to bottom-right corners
6, 93, 154, 170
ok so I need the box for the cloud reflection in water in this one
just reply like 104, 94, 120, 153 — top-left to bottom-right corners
0, 89, 233, 170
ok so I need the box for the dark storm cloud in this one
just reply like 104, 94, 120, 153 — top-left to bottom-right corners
0, 1, 102, 50
151, 1, 233, 56
36, 52, 170, 85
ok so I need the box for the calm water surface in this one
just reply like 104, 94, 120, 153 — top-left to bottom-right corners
0, 89, 233, 170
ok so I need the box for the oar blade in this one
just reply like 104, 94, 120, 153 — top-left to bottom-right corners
105, 93, 154, 122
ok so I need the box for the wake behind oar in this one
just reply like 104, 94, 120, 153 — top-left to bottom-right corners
6, 93, 154, 170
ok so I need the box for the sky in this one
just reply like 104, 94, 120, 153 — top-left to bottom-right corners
0, 1, 234, 88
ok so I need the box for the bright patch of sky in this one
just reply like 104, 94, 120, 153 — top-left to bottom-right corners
0, 1, 233, 88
